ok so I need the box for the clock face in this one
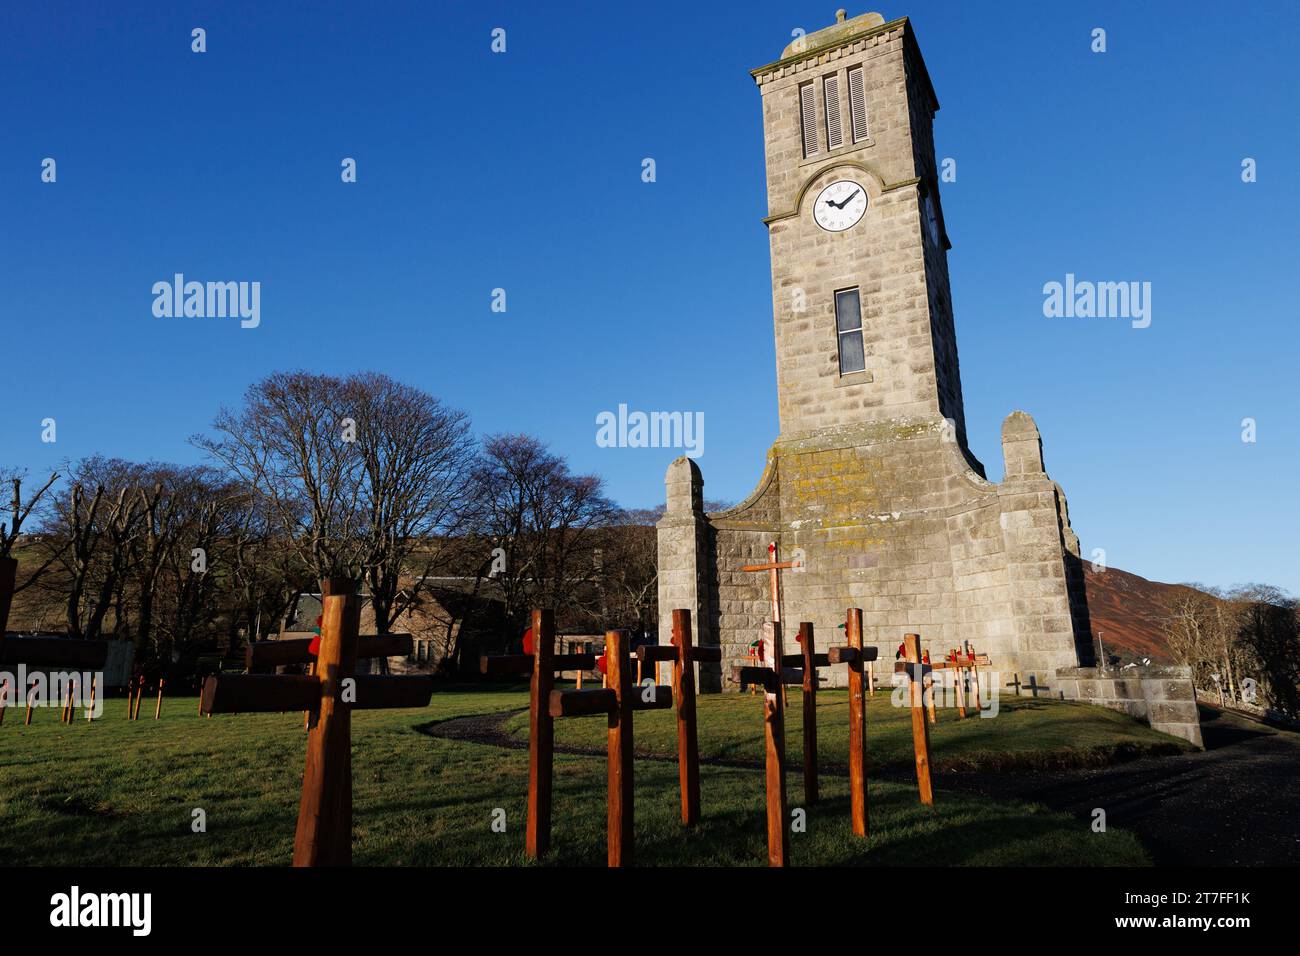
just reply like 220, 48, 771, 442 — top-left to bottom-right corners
813, 180, 867, 232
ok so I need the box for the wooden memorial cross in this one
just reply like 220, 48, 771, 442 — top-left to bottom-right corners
777, 621, 829, 805
740, 541, 800, 626
730, 619, 792, 867
1024, 674, 1047, 699
548, 629, 672, 866
244, 631, 415, 672
568, 639, 593, 690
200, 577, 435, 866
931, 654, 967, 719
897, 644, 939, 725
0, 633, 109, 725
936, 644, 992, 715
246, 629, 415, 732
827, 607, 879, 836
479, 609, 598, 858
898, 633, 934, 805
635, 608, 722, 826
1006, 673, 1022, 696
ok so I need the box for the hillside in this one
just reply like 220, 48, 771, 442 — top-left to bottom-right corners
1079, 562, 1207, 664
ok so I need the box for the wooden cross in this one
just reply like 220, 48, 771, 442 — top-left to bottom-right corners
827, 607, 879, 837
199, 577, 434, 866
733, 611, 881, 862
1006, 673, 1022, 696
785, 622, 824, 804
899, 633, 934, 806
635, 609, 722, 826
739, 541, 799, 624
1024, 674, 1048, 699
480, 608, 598, 859
931, 654, 968, 719
244, 632, 416, 671
246, 632, 413, 733
729, 618, 791, 867
896, 655, 939, 724
548, 629, 672, 866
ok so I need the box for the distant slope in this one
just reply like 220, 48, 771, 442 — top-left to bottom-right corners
1080, 562, 1209, 664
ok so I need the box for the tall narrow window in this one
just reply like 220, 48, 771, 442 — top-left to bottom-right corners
823, 74, 843, 150
923, 189, 940, 246
848, 66, 869, 142
835, 288, 865, 374
799, 82, 819, 157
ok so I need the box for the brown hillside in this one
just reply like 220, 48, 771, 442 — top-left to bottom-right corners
1080, 563, 1211, 664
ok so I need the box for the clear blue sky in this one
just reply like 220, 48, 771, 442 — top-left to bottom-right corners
3, 1, 1297, 595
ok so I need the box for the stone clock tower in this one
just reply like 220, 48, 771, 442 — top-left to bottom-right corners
657, 11, 1095, 691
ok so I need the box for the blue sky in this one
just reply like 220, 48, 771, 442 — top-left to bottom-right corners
2, 1, 1297, 594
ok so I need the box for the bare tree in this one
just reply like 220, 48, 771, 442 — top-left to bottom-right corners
197, 371, 367, 579
472, 434, 619, 636
226, 487, 307, 646
592, 514, 659, 637
129, 464, 238, 668
198, 371, 478, 637
1163, 587, 1220, 687
1230, 584, 1299, 717
341, 372, 477, 635
44, 458, 149, 639
0, 469, 62, 630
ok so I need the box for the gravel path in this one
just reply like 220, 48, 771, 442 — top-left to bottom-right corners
932, 707, 1300, 865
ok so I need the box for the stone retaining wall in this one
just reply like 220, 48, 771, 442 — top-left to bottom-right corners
1056, 665, 1204, 748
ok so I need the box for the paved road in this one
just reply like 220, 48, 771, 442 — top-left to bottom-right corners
931, 706, 1300, 865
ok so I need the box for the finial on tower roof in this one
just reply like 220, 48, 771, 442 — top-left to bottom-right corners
836, 8, 847, 22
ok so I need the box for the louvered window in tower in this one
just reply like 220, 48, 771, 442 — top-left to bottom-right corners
799, 82, 819, 157
848, 66, 869, 142
823, 75, 843, 150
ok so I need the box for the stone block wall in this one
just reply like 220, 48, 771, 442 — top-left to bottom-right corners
1055, 665, 1205, 748
657, 411, 1093, 692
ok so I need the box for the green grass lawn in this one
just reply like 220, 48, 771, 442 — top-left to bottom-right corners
0, 686, 1178, 866
506, 687, 1192, 772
